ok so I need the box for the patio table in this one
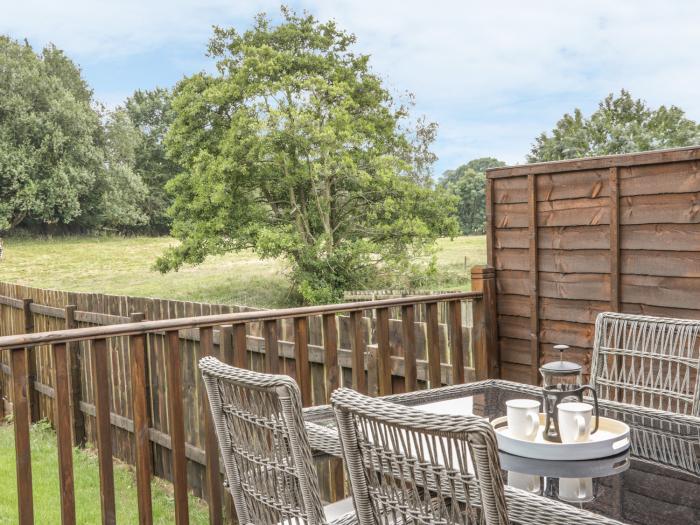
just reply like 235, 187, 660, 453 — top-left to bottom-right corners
304, 379, 700, 525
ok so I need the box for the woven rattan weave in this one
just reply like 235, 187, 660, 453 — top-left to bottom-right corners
200, 356, 356, 525
591, 312, 700, 415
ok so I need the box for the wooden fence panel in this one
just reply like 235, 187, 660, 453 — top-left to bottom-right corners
0, 282, 479, 515
487, 146, 700, 383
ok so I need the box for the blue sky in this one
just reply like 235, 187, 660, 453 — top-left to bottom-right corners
3, 1, 700, 174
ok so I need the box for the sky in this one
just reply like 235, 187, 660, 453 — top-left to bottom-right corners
3, 0, 700, 174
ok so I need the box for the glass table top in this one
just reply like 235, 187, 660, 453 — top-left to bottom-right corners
446, 386, 700, 525
313, 382, 700, 524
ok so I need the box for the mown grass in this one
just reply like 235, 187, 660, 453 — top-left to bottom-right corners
0, 420, 208, 524
0, 235, 486, 307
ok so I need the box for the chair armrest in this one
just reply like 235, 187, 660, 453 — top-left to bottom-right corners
305, 420, 343, 457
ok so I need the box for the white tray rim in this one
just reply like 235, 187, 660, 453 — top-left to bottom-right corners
491, 414, 631, 461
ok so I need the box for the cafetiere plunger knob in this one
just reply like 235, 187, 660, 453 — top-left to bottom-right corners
553, 344, 569, 362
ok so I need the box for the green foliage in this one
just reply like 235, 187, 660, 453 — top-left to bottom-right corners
0, 36, 103, 233
0, 421, 209, 523
124, 88, 181, 232
159, 8, 458, 303
99, 109, 149, 230
529, 90, 700, 162
440, 158, 505, 234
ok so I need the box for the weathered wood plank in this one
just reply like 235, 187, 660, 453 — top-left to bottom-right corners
495, 198, 610, 229
495, 248, 611, 274
620, 192, 700, 225
448, 300, 465, 385
401, 305, 417, 391
621, 274, 700, 310
375, 308, 392, 395
497, 295, 609, 324
92, 338, 116, 525
293, 317, 312, 406
493, 169, 610, 204
620, 159, 700, 196
11, 348, 34, 525
487, 146, 700, 178
322, 314, 339, 402
499, 337, 530, 366
129, 323, 153, 525
199, 326, 222, 525
53, 342, 76, 525
166, 330, 189, 525
233, 324, 247, 369
349, 311, 367, 394
528, 173, 540, 385
263, 320, 279, 374
426, 302, 441, 388
497, 270, 611, 302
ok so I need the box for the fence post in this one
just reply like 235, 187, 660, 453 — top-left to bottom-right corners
471, 266, 499, 379
65, 304, 86, 447
22, 299, 39, 424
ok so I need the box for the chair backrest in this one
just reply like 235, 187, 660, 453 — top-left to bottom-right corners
332, 388, 508, 525
199, 356, 327, 525
591, 312, 700, 416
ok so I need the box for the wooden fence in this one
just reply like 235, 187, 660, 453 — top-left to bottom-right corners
486, 145, 700, 384
0, 267, 498, 525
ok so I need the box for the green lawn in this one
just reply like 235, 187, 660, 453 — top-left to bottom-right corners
0, 235, 486, 308
0, 420, 208, 524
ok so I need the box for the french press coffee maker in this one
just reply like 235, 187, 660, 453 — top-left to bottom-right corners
540, 345, 599, 442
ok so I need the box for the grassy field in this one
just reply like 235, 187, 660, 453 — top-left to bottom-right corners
0, 421, 208, 524
0, 235, 486, 308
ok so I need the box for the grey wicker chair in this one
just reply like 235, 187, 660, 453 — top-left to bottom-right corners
591, 312, 700, 415
200, 356, 356, 525
332, 387, 509, 525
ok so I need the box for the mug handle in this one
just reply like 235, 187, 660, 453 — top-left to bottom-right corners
581, 385, 599, 434
527, 412, 539, 438
574, 414, 587, 440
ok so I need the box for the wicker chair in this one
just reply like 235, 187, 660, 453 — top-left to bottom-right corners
591, 312, 700, 415
332, 387, 509, 525
200, 357, 356, 525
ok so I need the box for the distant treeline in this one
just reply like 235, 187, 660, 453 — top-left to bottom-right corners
1, 36, 179, 236
3, 30, 699, 241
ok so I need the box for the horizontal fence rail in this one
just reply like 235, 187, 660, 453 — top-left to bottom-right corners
0, 268, 498, 525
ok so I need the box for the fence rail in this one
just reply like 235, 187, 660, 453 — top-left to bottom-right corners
0, 266, 498, 525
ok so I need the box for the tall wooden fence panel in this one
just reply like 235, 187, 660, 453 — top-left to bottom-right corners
487, 146, 700, 384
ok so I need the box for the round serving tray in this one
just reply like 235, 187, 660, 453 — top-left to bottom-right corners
491, 414, 630, 461
499, 449, 631, 478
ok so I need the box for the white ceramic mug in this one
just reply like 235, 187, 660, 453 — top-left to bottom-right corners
558, 402, 596, 443
506, 399, 540, 441
558, 477, 594, 503
507, 471, 541, 494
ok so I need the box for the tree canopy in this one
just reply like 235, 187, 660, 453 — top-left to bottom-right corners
439, 158, 504, 235
157, 8, 458, 303
0, 37, 176, 235
0, 37, 103, 233
124, 88, 180, 232
529, 90, 700, 162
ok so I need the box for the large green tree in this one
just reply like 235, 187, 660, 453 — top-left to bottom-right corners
529, 90, 700, 162
0, 37, 103, 233
440, 158, 505, 234
158, 8, 458, 303
124, 88, 180, 232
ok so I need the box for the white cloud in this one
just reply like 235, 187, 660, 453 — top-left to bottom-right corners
3, 0, 700, 168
